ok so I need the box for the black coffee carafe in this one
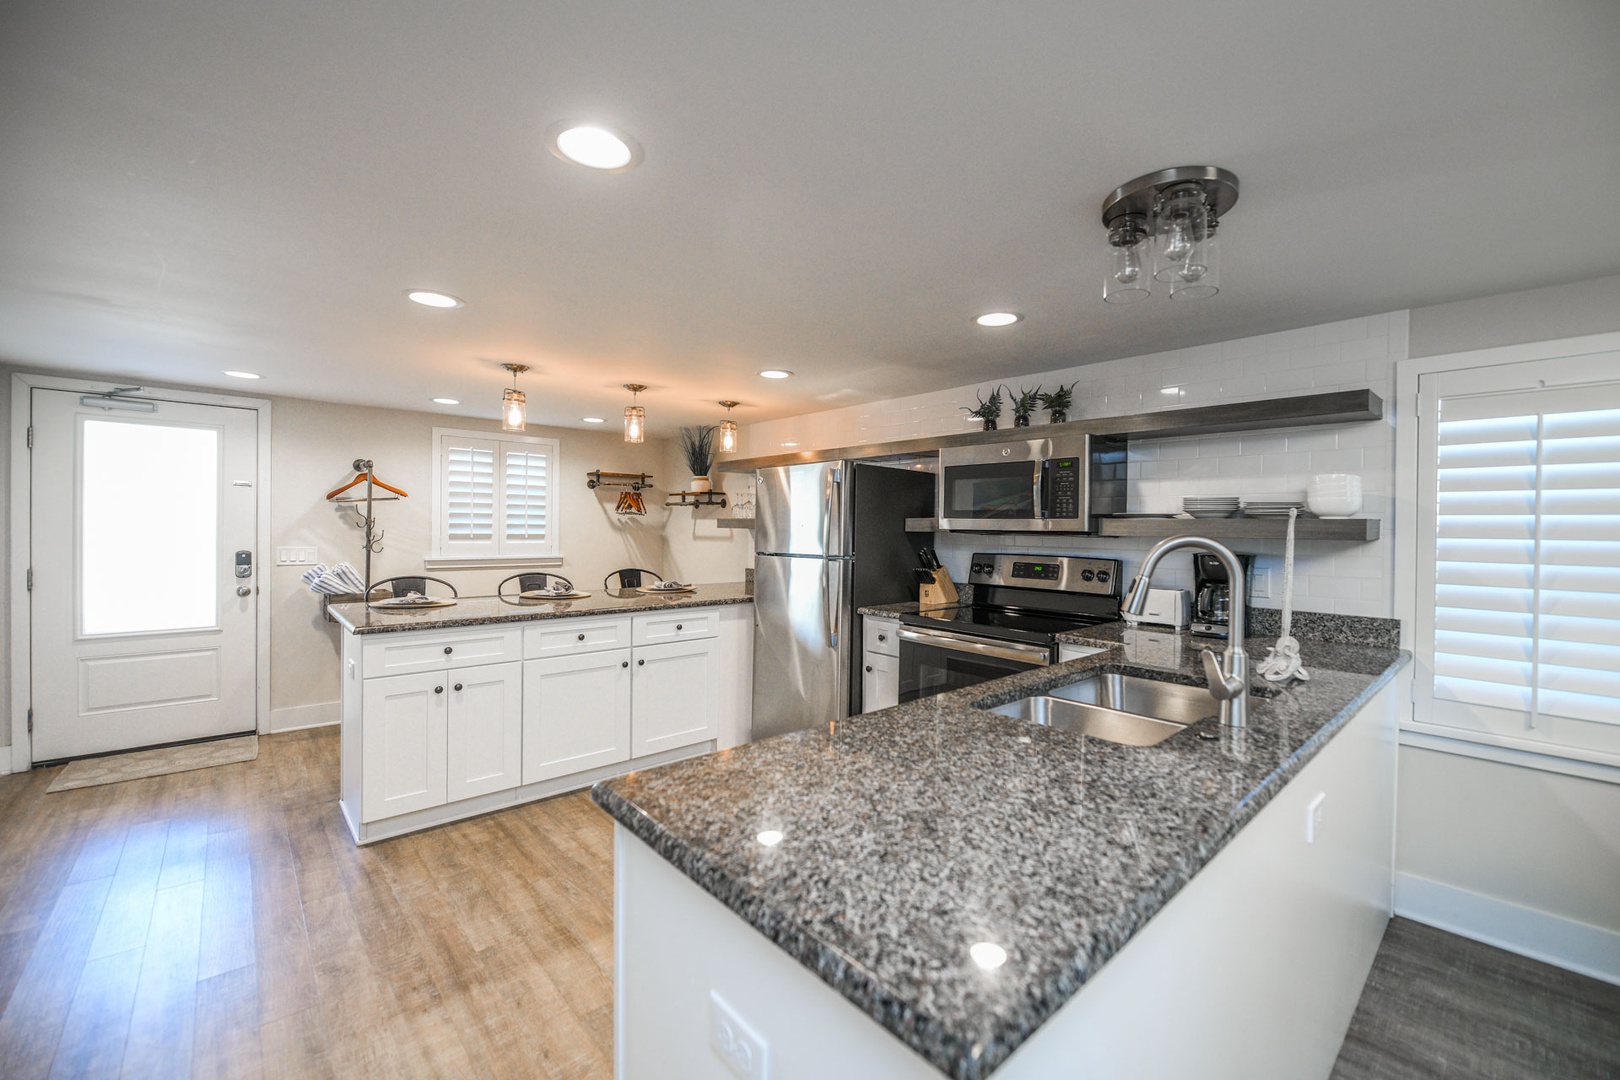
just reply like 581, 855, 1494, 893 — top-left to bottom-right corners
1191, 552, 1254, 639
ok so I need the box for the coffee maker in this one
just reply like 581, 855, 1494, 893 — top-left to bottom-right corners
1191, 552, 1254, 638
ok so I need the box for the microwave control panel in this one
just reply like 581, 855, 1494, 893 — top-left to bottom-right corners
1042, 458, 1082, 518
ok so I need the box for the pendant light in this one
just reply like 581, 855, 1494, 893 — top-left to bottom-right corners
718, 400, 740, 454
500, 364, 530, 432
622, 383, 647, 444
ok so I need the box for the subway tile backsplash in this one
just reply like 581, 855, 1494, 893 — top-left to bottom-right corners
745, 311, 1406, 618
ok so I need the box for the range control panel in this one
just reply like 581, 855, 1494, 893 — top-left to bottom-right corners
966, 552, 1122, 596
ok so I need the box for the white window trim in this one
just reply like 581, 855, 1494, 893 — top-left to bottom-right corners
1393, 329, 1620, 784
430, 426, 562, 566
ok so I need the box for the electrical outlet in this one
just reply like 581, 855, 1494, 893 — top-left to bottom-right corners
1305, 792, 1326, 844
1251, 568, 1272, 599
276, 546, 318, 566
710, 990, 768, 1080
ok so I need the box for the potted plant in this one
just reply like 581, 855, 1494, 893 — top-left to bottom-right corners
680, 425, 719, 491
961, 386, 1005, 431
1039, 381, 1078, 424
1011, 385, 1042, 427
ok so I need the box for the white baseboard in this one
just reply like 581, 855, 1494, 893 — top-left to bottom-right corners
1395, 871, 1620, 986
268, 701, 340, 734
0, 745, 10, 775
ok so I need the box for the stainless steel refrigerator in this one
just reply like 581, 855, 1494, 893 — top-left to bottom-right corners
751, 461, 934, 739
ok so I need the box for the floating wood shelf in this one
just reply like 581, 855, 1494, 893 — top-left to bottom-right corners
665, 491, 728, 508
714, 517, 754, 529
1095, 516, 1381, 542
905, 518, 938, 532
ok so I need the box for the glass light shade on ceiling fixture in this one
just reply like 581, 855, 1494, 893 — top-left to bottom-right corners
1103, 215, 1151, 304
622, 383, 647, 444
1098, 167, 1237, 304
718, 400, 740, 453
500, 364, 530, 432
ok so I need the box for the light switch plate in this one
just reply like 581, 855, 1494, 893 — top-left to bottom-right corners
277, 546, 318, 566
1251, 568, 1273, 599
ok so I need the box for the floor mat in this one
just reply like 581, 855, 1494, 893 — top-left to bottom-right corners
47, 734, 259, 791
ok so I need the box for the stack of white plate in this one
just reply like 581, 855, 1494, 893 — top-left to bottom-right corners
1183, 495, 1241, 519
1242, 497, 1309, 518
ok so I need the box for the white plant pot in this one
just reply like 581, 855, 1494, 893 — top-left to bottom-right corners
689, 475, 712, 493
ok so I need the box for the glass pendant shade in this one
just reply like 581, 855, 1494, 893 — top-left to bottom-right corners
720, 418, 738, 453
1169, 232, 1220, 300
1103, 228, 1152, 304
1153, 189, 1209, 283
501, 388, 527, 431
623, 404, 645, 443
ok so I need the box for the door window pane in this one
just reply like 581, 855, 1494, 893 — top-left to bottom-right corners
81, 419, 220, 635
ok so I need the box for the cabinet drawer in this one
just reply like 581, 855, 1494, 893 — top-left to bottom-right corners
862, 651, 899, 713
632, 608, 718, 647
863, 617, 899, 657
362, 627, 522, 678
525, 616, 632, 659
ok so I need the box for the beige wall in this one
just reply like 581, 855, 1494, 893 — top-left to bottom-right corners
660, 438, 753, 586
0, 371, 10, 749
1408, 272, 1620, 359
267, 395, 672, 716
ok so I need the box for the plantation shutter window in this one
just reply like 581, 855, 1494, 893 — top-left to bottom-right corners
1415, 363, 1620, 766
434, 430, 560, 560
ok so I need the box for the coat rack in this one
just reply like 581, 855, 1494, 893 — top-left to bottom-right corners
325, 459, 408, 596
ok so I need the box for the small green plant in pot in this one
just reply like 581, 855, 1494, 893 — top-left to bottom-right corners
680, 425, 719, 491
961, 386, 1005, 431
1011, 385, 1042, 427
1039, 381, 1078, 424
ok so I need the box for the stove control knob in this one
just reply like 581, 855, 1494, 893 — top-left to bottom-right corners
1096, 570, 1111, 583
1080, 569, 1095, 582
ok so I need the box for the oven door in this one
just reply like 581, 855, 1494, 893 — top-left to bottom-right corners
896, 626, 1052, 704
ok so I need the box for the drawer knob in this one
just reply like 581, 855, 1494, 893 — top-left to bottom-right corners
865, 665, 873, 672
443, 646, 453, 655
878, 634, 887, 642
675, 623, 683, 631
454, 683, 463, 691
637, 659, 645, 666
434, 686, 444, 694
621, 661, 629, 668
578, 633, 586, 641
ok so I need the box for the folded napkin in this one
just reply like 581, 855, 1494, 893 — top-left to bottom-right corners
303, 562, 367, 596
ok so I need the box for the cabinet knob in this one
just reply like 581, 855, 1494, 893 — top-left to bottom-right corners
675, 623, 683, 631
434, 686, 444, 694
443, 646, 453, 655
878, 634, 887, 642
621, 661, 629, 668
578, 633, 586, 641
454, 683, 463, 691
637, 659, 645, 666
865, 665, 873, 672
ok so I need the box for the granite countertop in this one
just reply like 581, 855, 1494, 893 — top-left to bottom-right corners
327, 581, 752, 634
593, 626, 1409, 1079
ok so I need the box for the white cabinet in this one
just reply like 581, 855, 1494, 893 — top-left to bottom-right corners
361, 660, 523, 823
631, 637, 718, 756
362, 626, 522, 677
861, 616, 901, 713
524, 648, 633, 783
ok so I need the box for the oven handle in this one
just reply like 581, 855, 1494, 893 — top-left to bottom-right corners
897, 626, 1052, 665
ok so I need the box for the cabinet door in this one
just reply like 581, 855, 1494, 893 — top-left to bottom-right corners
631, 638, 717, 757
524, 649, 633, 784
360, 670, 449, 823
445, 661, 524, 803
862, 651, 899, 713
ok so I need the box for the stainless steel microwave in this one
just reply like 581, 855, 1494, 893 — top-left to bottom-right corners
936, 434, 1125, 533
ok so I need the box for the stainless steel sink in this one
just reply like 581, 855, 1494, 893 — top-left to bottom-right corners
985, 673, 1218, 746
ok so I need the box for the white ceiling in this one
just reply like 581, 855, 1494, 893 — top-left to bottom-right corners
2, 1, 1618, 436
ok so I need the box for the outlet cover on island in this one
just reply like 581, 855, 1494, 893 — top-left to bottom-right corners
709, 989, 769, 1079
276, 546, 318, 566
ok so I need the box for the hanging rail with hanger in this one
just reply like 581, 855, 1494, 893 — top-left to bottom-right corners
587, 470, 654, 491
324, 459, 408, 597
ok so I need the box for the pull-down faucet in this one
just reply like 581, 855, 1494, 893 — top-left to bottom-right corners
1124, 536, 1250, 727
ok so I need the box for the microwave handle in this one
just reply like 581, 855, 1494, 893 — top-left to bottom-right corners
1034, 459, 1048, 519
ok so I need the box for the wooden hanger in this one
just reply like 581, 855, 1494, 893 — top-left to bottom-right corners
325, 471, 409, 501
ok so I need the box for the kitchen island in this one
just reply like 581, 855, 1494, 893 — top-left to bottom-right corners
593, 624, 1408, 1079
328, 583, 752, 843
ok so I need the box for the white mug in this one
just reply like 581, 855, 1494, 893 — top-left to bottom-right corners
1307, 473, 1362, 517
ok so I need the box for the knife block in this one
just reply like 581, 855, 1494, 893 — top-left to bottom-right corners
919, 568, 958, 609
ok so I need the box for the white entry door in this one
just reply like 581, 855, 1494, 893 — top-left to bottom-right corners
29, 388, 259, 761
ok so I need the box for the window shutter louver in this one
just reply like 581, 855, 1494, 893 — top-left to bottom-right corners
446, 443, 496, 543
504, 449, 549, 544
435, 431, 559, 560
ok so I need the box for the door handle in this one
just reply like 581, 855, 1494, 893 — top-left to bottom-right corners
236, 586, 251, 597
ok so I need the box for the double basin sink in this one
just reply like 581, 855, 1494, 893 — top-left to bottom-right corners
982, 673, 1227, 746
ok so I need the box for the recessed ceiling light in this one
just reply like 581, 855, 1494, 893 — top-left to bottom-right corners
432, 397, 460, 405
758, 369, 794, 379
221, 370, 261, 379
582, 416, 605, 424
548, 122, 642, 171
406, 290, 464, 309
975, 312, 1022, 327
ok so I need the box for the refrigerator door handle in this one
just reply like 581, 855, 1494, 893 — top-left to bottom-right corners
822, 560, 838, 646
822, 465, 843, 555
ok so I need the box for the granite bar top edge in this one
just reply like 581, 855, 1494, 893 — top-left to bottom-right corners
593, 637, 1411, 1080
328, 582, 752, 634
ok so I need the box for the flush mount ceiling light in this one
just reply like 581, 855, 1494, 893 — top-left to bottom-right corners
500, 364, 530, 432
757, 369, 793, 380
221, 370, 261, 379
717, 400, 741, 454
622, 383, 648, 443
405, 289, 464, 309
547, 121, 642, 171
974, 312, 1022, 327
1100, 166, 1238, 303
432, 397, 461, 405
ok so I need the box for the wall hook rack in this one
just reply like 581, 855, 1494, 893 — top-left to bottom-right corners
325, 458, 408, 596
587, 470, 654, 491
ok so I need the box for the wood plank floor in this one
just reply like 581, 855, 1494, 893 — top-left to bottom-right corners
3, 727, 1616, 1078
0, 727, 614, 1079
1331, 916, 1620, 1080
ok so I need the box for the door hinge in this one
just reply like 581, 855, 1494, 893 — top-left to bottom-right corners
27, 425, 33, 450
27, 709, 33, 734
26, 568, 33, 591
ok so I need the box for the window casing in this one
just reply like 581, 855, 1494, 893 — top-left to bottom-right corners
432, 428, 560, 563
